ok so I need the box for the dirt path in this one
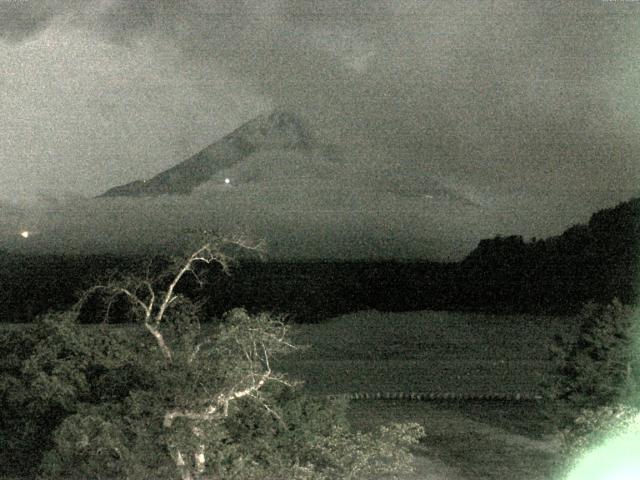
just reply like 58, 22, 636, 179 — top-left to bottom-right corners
395, 449, 468, 480
349, 400, 563, 480
386, 422, 560, 480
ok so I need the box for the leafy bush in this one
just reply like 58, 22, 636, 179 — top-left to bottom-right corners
559, 403, 640, 458
548, 299, 639, 409
545, 299, 640, 455
0, 312, 146, 477
0, 310, 422, 480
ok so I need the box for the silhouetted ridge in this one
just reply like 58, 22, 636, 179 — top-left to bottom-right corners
457, 196, 640, 311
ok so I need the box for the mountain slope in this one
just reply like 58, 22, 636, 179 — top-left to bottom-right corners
99, 110, 313, 197
99, 109, 479, 206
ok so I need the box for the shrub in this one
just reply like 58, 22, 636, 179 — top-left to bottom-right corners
548, 299, 638, 409
13, 310, 422, 480
0, 312, 144, 478
545, 299, 640, 455
559, 403, 640, 458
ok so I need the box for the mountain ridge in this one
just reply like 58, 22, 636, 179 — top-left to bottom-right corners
99, 110, 314, 197
98, 109, 477, 208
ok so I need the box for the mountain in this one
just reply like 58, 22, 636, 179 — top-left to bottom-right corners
99, 109, 479, 207
99, 110, 314, 197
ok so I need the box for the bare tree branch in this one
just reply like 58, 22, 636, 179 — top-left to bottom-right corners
163, 361, 292, 428
74, 235, 263, 365
73, 235, 292, 480
188, 337, 214, 364
144, 322, 173, 362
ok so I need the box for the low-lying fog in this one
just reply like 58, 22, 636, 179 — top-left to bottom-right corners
1, 171, 633, 261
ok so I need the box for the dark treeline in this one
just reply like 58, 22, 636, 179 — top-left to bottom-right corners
1, 197, 638, 323
456, 196, 640, 314
0, 254, 456, 323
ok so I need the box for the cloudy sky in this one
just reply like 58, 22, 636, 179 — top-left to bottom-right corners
1, 0, 639, 259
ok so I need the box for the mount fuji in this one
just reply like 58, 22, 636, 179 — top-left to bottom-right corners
0, 110, 502, 260
99, 110, 474, 205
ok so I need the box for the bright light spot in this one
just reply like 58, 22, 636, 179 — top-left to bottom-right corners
224, 178, 230, 184
20, 231, 29, 239
566, 415, 640, 480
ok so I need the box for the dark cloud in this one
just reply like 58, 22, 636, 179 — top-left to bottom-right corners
0, 1, 58, 43
131, 0, 639, 195
0, 1, 638, 259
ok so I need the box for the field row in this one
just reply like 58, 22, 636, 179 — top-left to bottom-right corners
274, 358, 552, 396
273, 310, 571, 397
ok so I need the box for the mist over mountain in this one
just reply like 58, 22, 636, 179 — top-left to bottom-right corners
99, 110, 473, 204
1, 196, 638, 324
1, 110, 635, 261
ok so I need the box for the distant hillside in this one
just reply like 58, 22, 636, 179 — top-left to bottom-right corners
457, 196, 640, 312
99, 110, 313, 197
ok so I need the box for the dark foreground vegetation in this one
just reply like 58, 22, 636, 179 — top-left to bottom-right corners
0, 197, 638, 478
1, 197, 638, 323
1, 240, 423, 479
2, 301, 638, 479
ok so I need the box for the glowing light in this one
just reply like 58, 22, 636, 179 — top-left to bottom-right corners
566, 415, 640, 480
224, 178, 230, 184
20, 231, 29, 238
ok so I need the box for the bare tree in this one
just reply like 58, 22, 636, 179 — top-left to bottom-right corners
74, 234, 299, 480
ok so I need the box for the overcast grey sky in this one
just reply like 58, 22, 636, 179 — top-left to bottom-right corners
1, 0, 639, 259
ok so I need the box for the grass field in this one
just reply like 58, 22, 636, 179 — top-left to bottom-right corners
275, 309, 577, 397
272, 309, 575, 479
348, 400, 565, 480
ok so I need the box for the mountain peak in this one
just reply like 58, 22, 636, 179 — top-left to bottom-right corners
229, 109, 313, 150
99, 110, 313, 197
